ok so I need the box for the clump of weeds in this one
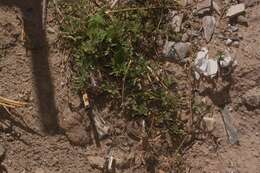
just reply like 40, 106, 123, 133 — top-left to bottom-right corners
57, 0, 186, 140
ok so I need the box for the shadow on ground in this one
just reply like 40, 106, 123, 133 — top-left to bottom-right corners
0, 0, 58, 134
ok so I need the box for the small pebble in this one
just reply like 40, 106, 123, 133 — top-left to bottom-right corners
233, 41, 240, 47
182, 33, 190, 42
225, 38, 233, 46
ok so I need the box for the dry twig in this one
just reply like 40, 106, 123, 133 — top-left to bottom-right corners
0, 96, 27, 108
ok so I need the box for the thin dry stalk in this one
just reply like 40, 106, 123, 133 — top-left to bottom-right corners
0, 96, 27, 108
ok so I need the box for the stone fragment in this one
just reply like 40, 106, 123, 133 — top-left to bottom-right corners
162, 41, 191, 61
228, 24, 239, 32
221, 106, 239, 145
182, 32, 190, 42
213, 1, 221, 15
233, 41, 240, 47
219, 51, 238, 68
93, 110, 110, 139
170, 11, 183, 32
197, 0, 212, 15
203, 117, 216, 131
88, 156, 106, 170
202, 16, 216, 42
206, 59, 218, 77
194, 47, 218, 79
242, 87, 260, 109
225, 38, 233, 46
226, 4, 245, 18
162, 40, 175, 58
174, 42, 192, 60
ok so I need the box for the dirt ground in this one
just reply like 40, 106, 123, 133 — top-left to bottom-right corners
183, 4, 260, 173
0, 1, 259, 173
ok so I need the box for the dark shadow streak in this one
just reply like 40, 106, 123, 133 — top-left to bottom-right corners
0, 0, 58, 134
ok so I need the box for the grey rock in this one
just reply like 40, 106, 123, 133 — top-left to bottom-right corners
197, 0, 212, 15
203, 117, 216, 132
170, 11, 183, 32
174, 42, 192, 60
194, 47, 218, 79
88, 156, 106, 170
162, 40, 176, 58
225, 38, 233, 46
182, 32, 190, 42
233, 41, 240, 47
202, 16, 216, 42
226, 4, 245, 18
242, 87, 260, 109
213, 1, 221, 15
219, 53, 237, 68
221, 106, 239, 145
93, 112, 110, 139
228, 24, 239, 32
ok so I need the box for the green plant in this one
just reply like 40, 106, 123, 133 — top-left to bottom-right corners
59, 0, 184, 136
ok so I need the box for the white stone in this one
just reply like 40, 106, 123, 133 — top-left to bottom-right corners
194, 47, 218, 79
226, 4, 245, 17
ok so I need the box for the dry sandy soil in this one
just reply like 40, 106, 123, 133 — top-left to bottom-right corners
0, 0, 259, 173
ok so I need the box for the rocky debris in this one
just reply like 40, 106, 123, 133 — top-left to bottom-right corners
93, 110, 110, 139
203, 117, 216, 132
0, 144, 6, 163
162, 41, 191, 62
174, 42, 192, 60
221, 106, 239, 145
162, 40, 175, 58
233, 41, 240, 47
213, 1, 221, 15
225, 38, 233, 46
202, 16, 216, 42
197, 0, 212, 15
170, 11, 183, 32
182, 32, 190, 42
219, 53, 237, 68
226, 3, 246, 18
193, 47, 218, 79
88, 156, 106, 170
228, 24, 239, 32
242, 87, 260, 109
59, 105, 90, 146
